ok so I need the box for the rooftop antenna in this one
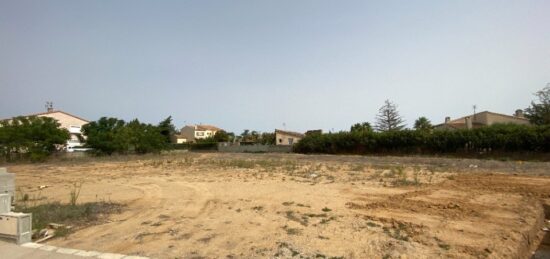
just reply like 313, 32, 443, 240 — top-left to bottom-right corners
472, 104, 477, 122
45, 101, 53, 112
283, 122, 286, 130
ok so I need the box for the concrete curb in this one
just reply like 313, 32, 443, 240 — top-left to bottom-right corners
19, 242, 149, 258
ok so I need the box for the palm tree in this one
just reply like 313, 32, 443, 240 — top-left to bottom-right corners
414, 117, 432, 131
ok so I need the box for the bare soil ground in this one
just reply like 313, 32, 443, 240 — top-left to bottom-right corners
5, 152, 550, 259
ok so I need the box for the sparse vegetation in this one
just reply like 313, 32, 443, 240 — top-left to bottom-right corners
383, 223, 410, 241
16, 201, 123, 231
282, 225, 302, 235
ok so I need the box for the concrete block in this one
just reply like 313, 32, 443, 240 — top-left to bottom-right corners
0, 169, 15, 201
0, 194, 10, 213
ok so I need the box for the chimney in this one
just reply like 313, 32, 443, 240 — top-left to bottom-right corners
465, 116, 472, 130
444, 117, 450, 124
514, 109, 524, 118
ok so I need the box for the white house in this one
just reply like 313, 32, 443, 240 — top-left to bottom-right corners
175, 124, 222, 143
6, 106, 89, 148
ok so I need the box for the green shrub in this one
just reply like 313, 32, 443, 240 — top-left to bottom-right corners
294, 124, 550, 156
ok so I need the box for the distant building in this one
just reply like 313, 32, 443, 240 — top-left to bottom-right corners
275, 129, 305, 146
175, 124, 222, 143
3, 105, 89, 148
305, 129, 322, 136
434, 110, 530, 130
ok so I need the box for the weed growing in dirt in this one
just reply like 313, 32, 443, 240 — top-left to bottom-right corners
349, 164, 365, 172
388, 166, 405, 178
69, 182, 83, 206
322, 207, 332, 212
366, 221, 380, 228
320, 216, 337, 224
383, 223, 410, 241
55, 226, 71, 237
284, 210, 309, 226
16, 201, 123, 231
282, 225, 302, 235
305, 213, 327, 218
435, 237, 451, 250
438, 243, 451, 250
275, 242, 301, 257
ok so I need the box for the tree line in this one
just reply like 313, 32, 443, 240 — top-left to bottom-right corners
81, 116, 175, 155
295, 85, 550, 157
2, 85, 548, 161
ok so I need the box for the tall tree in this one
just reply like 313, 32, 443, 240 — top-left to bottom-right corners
81, 117, 127, 155
213, 130, 230, 142
350, 122, 372, 133
375, 100, 405, 132
157, 116, 176, 144
259, 132, 276, 145
525, 85, 550, 125
413, 117, 432, 131
0, 116, 70, 161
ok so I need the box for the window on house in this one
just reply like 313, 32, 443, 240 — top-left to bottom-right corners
278, 138, 282, 143
196, 132, 204, 136
288, 138, 294, 145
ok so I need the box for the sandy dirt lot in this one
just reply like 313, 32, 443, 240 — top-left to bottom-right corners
5, 152, 550, 259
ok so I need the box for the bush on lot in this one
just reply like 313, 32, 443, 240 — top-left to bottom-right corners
0, 116, 70, 161
294, 124, 550, 156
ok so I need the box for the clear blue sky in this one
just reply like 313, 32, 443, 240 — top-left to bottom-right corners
1, 1, 549, 133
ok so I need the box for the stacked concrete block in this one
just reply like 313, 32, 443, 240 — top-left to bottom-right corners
0, 194, 10, 214
0, 168, 32, 244
0, 167, 15, 201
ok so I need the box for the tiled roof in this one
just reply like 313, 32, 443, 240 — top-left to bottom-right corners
195, 125, 221, 131
275, 129, 305, 138
2, 110, 90, 123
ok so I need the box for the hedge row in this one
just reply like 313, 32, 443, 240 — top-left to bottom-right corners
293, 124, 550, 155
171, 142, 218, 151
